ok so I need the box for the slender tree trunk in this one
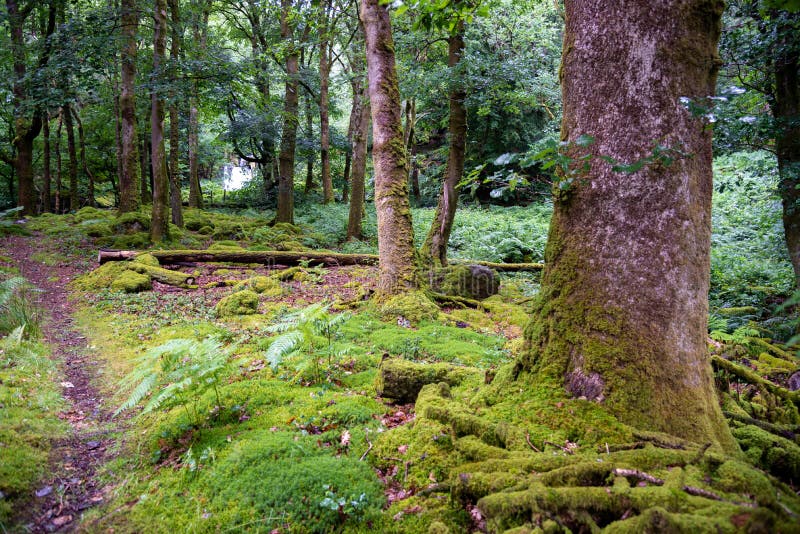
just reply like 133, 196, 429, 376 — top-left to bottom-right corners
187, 5, 209, 209
151, 0, 170, 241
140, 134, 150, 204
422, 26, 466, 267
775, 14, 800, 287
42, 113, 51, 213
119, 0, 141, 213
305, 90, 315, 193
55, 112, 62, 213
405, 98, 421, 202
319, 0, 333, 203
63, 103, 79, 210
277, 0, 299, 223
114, 91, 123, 208
73, 108, 95, 207
517, 0, 735, 452
361, 0, 418, 296
346, 68, 370, 240
168, 0, 183, 227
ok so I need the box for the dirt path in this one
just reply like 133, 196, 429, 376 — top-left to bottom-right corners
4, 235, 114, 533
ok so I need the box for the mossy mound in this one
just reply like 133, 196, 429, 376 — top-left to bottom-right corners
183, 209, 213, 231
74, 206, 112, 223
234, 276, 282, 296
379, 291, 440, 324
83, 222, 113, 238
251, 223, 308, 251
111, 232, 150, 249
207, 241, 245, 252
110, 270, 152, 293
731, 424, 800, 482
211, 221, 248, 241
71, 262, 134, 291
197, 225, 214, 235
113, 211, 151, 234
430, 264, 499, 300
216, 290, 259, 317
133, 253, 160, 267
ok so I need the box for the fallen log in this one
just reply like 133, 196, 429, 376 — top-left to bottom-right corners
97, 249, 545, 272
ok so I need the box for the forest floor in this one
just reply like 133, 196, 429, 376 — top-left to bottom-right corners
3, 235, 116, 532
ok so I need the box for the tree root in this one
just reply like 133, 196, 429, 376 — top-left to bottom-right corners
429, 292, 488, 310
712, 355, 800, 408
722, 411, 799, 442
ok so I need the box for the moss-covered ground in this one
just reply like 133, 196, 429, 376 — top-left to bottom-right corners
2, 186, 800, 532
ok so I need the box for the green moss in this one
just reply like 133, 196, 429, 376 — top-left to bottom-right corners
376, 358, 479, 403
183, 209, 213, 231
234, 276, 283, 296
379, 291, 439, 324
197, 225, 213, 235
71, 262, 134, 291
111, 232, 150, 249
731, 424, 800, 483
110, 270, 152, 293
215, 290, 259, 317
430, 265, 499, 300
207, 241, 245, 252
717, 306, 759, 316
83, 222, 113, 237
113, 211, 151, 233
74, 206, 112, 223
133, 253, 160, 267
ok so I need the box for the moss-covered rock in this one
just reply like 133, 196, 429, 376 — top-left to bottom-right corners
71, 262, 133, 291
212, 221, 247, 241
183, 209, 213, 231
74, 206, 112, 223
113, 211, 151, 234
234, 276, 282, 296
111, 232, 150, 249
133, 253, 160, 267
83, 222, 113, 238
197, 225, 214, 235
732, 424, 800, 483
429, 265, 499, 300
376, 358, 480, 403
216, 290, 260, 317
379, 291, 439, 324
110, 270, 152, 293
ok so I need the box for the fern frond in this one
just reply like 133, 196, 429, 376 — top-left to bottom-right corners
115, 372, 158, 416
266, 330, 303, 370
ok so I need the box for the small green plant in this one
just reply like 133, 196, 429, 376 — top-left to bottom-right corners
0, 277, 41, 338
115, 337, 230, 426
265, 303, 350, 383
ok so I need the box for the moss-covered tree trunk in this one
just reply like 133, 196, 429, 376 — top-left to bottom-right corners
346, 44, 370, 241
422, 25, 466, 267
150, 0, 170, 242
277, 0, 299, 224
319, 0, 333, 204
187, 2, 209, 209
42, 113, 51, 213
119, 0, 141, 213
361, 0, 418, 297
519, 0, 736, 452
774, 13, 800, 287
63, 102, 79, 210
73, 108, 95, 207
168, 0, 183, 228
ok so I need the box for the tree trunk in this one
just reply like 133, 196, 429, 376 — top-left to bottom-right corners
42, 113, 51, 213
73, 108, 95, 207
63, 103, 79, 210
276, 0, 299, 224
119, 0, 141, 213
347, 49, 370, 241
775, 14, 800, 287
168, 0, 183, 227
305, 89, 314, 193
361, 0, 418, 296
422, 26, 466, 267
55, 112, 62, 213
114, 90, 123, 208
187, 3, 209, 209
140, 134, 150, 204
517, 0, 735, 452
319, 0, 333, 204
150, 0, 170, 242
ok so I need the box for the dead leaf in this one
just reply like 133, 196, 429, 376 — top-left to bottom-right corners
340, 430, 351, 447
52, 515, 73, 527
60, 381, 75, 388
398, 444, 408, 454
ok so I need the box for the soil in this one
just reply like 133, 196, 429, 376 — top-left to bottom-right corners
3, 235, 114, 533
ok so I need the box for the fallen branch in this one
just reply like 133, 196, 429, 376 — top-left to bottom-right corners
722, 411, 799, 441
712, 355, 800, 407
612, 469, 664, 486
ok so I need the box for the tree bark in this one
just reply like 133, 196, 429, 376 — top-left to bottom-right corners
55, 111, 62, 213
517, 0, 736, 452
73, 108, 95, 207
42, 112, 51, 213
361, 0, 418, 296
774, 13, 800, 287
305, 88, 315, 193
422, 25, 466, 267
119, 0, 141, 213
319, 0, 333, 203
168, 0, 183, 227
187, 2, 209, 209
150, 0, 170, 242
63, 103, 79, 210
346, 45, 370, 241
277, 0, 299, 223
140, 133, 150, 204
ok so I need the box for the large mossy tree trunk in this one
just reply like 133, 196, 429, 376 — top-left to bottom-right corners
119, 0, 141, 213
150, 0, 170, 242
361, 0, 418, 297
517, 0, 736, 452
422, 25, 466, 268
276, 0, 299, 224
774, 12, 800, 287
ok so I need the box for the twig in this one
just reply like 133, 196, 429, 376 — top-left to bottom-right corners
682, 485, 721, 501
612, 468, 665, 486
525, 432, 541, 452
359, 439, 373, 462
690, 442, 712, 465
543, 440, 575, 454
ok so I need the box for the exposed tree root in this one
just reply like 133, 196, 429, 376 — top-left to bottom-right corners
712, 355, 800, 408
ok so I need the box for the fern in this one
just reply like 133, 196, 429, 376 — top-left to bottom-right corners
0, 277, 41, 338
115, 337, 229, 425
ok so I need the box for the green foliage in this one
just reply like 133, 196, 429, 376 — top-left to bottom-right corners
266, 303, 350, 383
0, 277, 41, 339
0, 207, 29, 237
115, 338, 230, 427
